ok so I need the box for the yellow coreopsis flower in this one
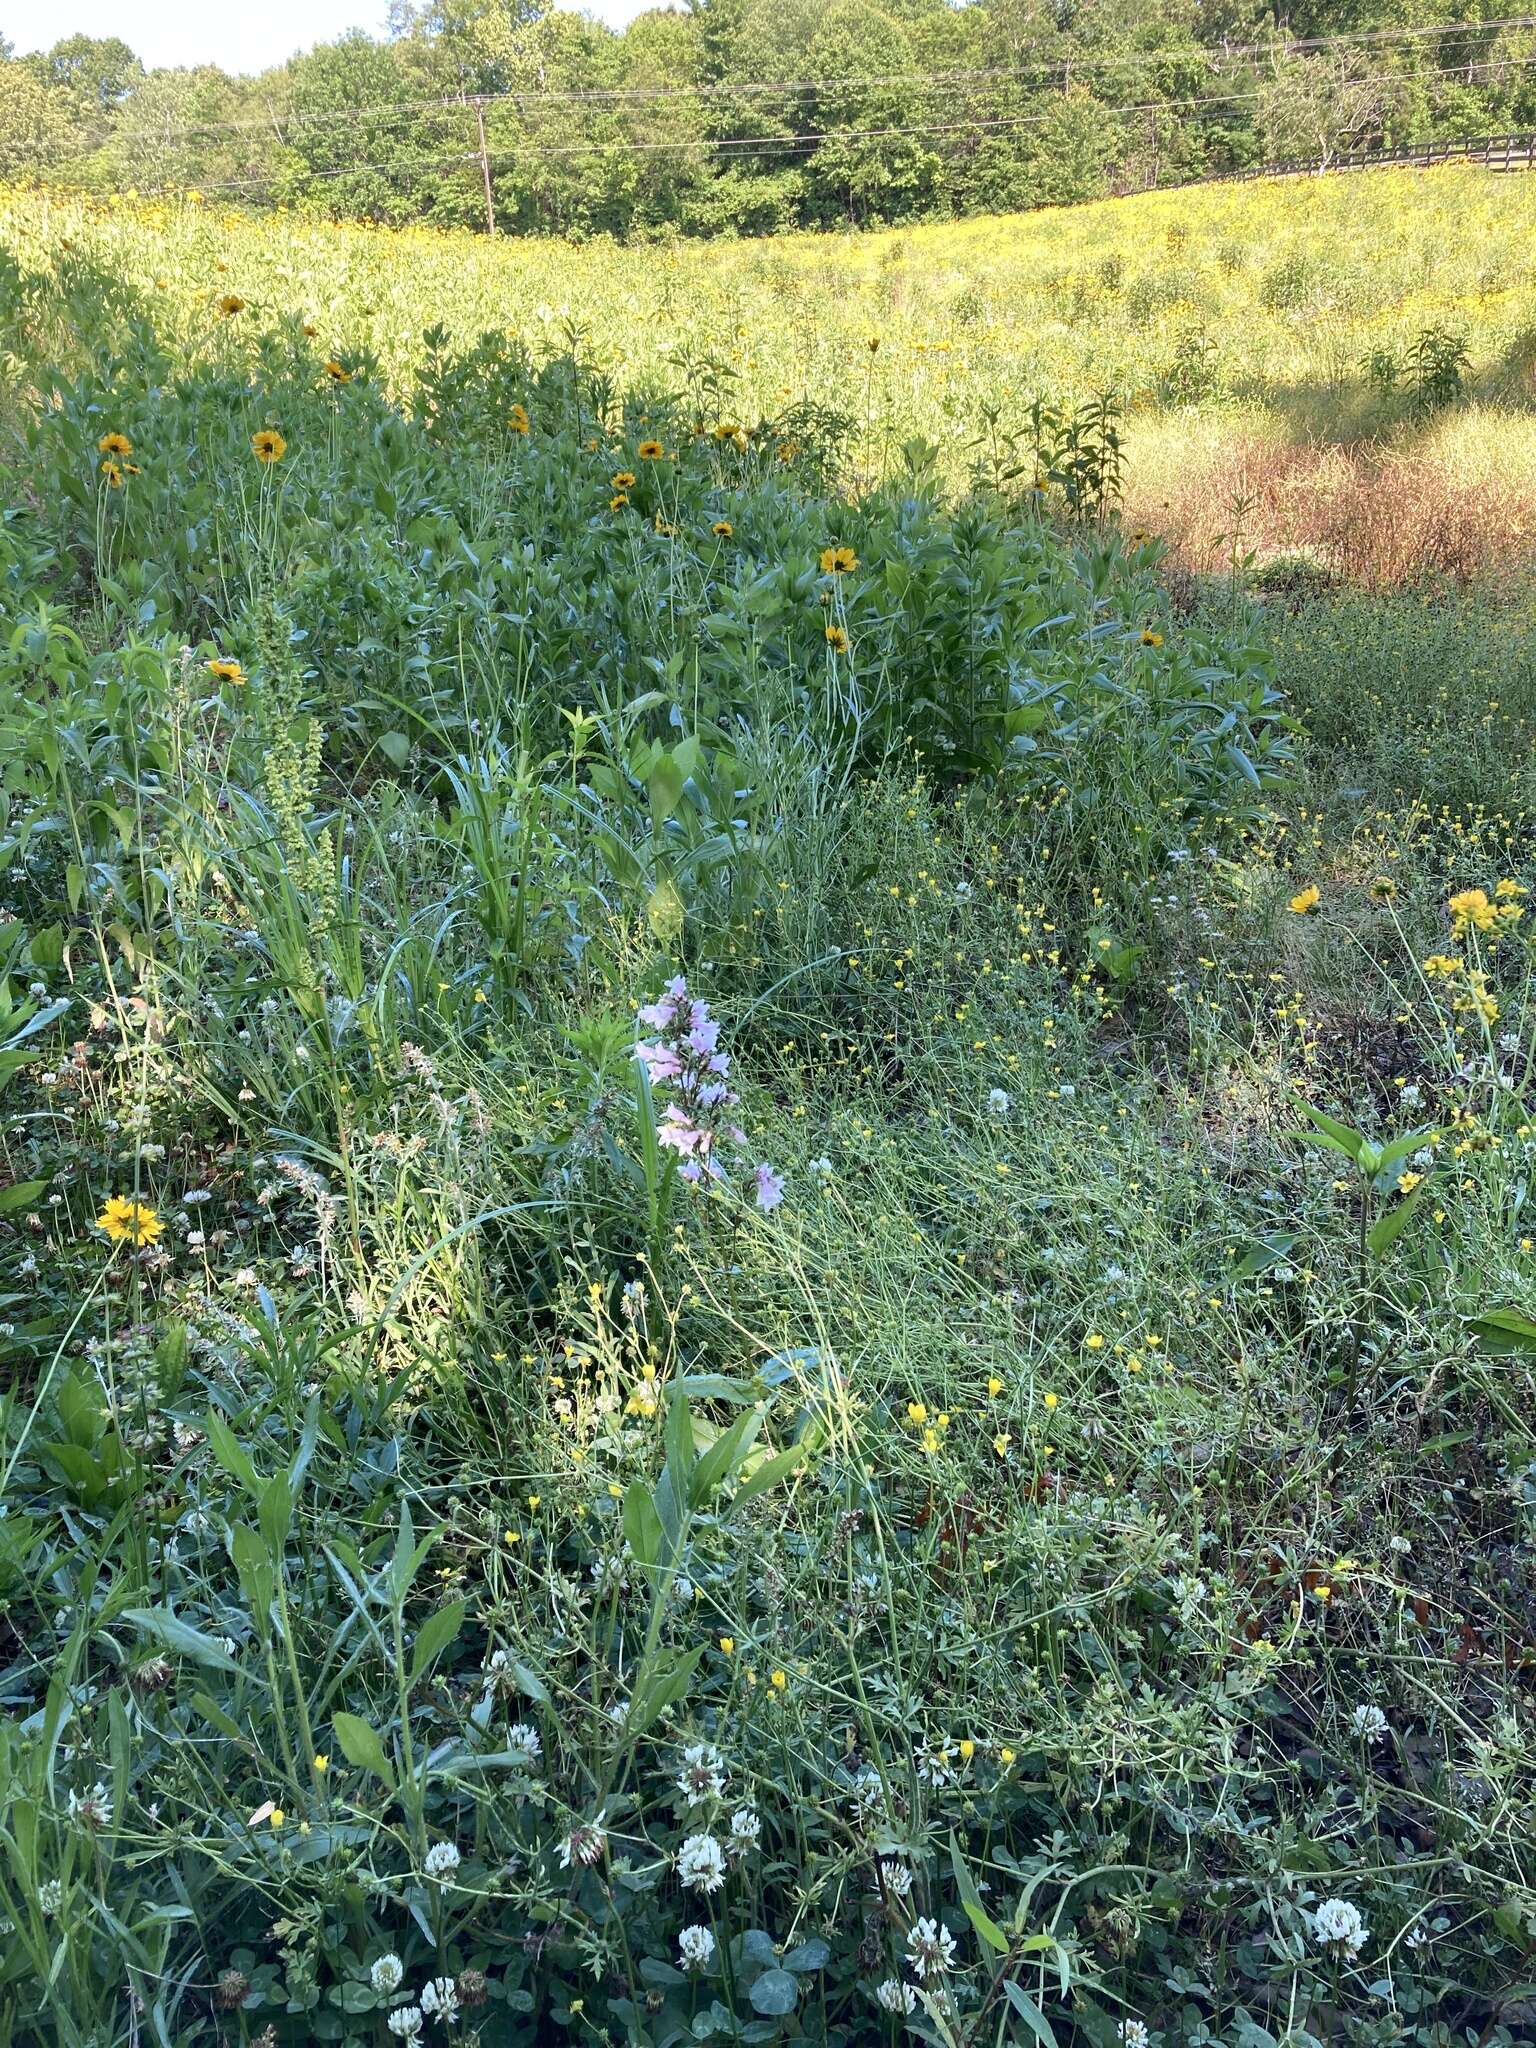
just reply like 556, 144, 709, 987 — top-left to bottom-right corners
251, 429, 287, 464
96, 1196, 163, 1246
819, 544, 859, 575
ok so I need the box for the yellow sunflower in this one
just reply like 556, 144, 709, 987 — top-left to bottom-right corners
251, 429, 287, 464
216, 293, 245, 317
825, 624, 850, 653
819, 545, 859, 575
637, 439, 664, 461
711, 520, 733, 538
323, 359, 352, 384
97, 431, 133, 456
208, 658, 246, 683
509, 403, 530, 435
99, 460, 124, 487
610, 470, 636, 489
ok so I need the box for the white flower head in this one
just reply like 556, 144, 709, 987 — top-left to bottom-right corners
677, 1832, 728, 1893
678, 1924, 716, 1971
370, 1953, 404, 1995
1313, 1897, 1368, 1959
906, 1915, 957, 1979
558, 1811, 608, 1868
1120, 2023, 1150, 2048
419, 1976, 459, 2021
387, 2008, 423, 2040
675, 1742, 727, 1805
879, 1856, 914, 1898
987, 1088, 1010, 1117
422, 1841, 461, 1882
38, 1877, 64, 1916
1351, 1704, 1389, 1745
67, 1783, 112, 1831
727, 1805, 761, 1855
506, 1721, 542, 1767
876, 1976, 918, 2013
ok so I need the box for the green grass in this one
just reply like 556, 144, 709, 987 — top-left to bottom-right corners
1, 185, 1535, 2048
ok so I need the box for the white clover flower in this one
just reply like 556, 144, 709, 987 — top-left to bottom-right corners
848, 1765, 885, 1814
558, 1811, 608, 1868
987, 1088, 1010, 1116
678, 1924, 716, 1971
917, 1743, 955, 1788
1120, 2023, 1150, 2048
1351, 1704, 1389, 1744
676, 1743, 727, 1804
422, 1841, 461, 1882
876, 1977, 917, 2013
879, 1856, 914, 1898
727, 1805, 761, 1855
506, 1722, 542, 1767
38, 1878, 63, 1916
676, 1832, 728, 1892
906, 1915, 957, 1978
67, 1783, 112, 1830
370, 1954, 404, 1995
419, 1976, 459, 2021
1313, 1897, 1368, 1958
386, 2008, 423, 2039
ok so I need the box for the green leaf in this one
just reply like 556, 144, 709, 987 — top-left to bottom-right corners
407, 1599, 466, 1689
0, 1180, 45, 1216
1366, 1176, 1430, 1259
733, 1442, 807, 1506
950, 1832, 1009, 1953
1292, 1097, 1362, 1162
377, 731, 411, 769
690, 1406, 761, 1507
748, 1968, 799, 2016
622, 1481, 663, 1570
121, 1608, 241, 1674
204, 1410, 262, 1498
1002, 1980, 1059, 2045
626, 1644, 704, 1737
330, 1712, 397, 1789
1469, 1307, 1536, 1354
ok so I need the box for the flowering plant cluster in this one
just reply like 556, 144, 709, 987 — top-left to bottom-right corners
636, 978, 784, 1211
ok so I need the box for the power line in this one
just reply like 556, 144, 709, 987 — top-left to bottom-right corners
179, 51, 1536, 193
96, 15, 1536, 145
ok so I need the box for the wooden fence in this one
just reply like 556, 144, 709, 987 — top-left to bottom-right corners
1238, 132, 1536, 180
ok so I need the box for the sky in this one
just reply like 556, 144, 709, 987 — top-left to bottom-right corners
1, 0, 655, 76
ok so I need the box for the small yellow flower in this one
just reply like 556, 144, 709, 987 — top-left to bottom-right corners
1396, 1170, 1423, 1194
509, 402, 529, 434
312, 1754, 329, 1773
269, 1807, 284, 1827
527, 1494, 541, 1510
216, 293, 245, 317
99, 460, 124, 487
637, 439, 664, 460
1043, 1390, 1059, 1409
1139, 628, 1163, 647
207, 657, 245, 684
1288, 885, 1321, 915
97, 431, 133, 456
998, 1746, 1015, 1765
769, 1668, 787, 1691
992, 1433, 1011, 1459
906, 1400, 927, 1426
96, 1196, 162, 1246
1084, 1332, 1105, 1350
609, 493, 630, 511
987, 1375, 1003, 1397
819, 544, 859, 575
958, 1739, 975, 1762
712, 520, 734, 538
251, 428, 287, 464
323, 359, 352, 383
825, 624, 850, 653
610, 470, 636, 489
718, 1635, 735, 1654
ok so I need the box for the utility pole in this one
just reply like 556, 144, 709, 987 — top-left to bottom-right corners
474, 97, 496, 238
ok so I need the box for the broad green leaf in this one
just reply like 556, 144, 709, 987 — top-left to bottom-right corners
331, 1712, 397, 1789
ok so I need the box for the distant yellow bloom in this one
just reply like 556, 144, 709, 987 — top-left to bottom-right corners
637, 439, 664, 460
216, 293, 245, 317
1139, 628, 1163, 647
96, 1196, 162, 1246
712, 520, 734, 538
251, 429, 287, 464
958, 1738, 975, 1762
323, 359, 352, 383
769, 1668, 787, 1691
1043, 1389, 1059, 1408
718, 1635, 735, 1654
208, 658, 245, 683
312, 1754, 329, 1773
819, 545, 858, 575
97, 431, 133, 456
1288, 885, 1321, 915
825, 624, 850, 653
99, 460, 123, 487
987, 1375, 1003, 1397
509, 403, 529, 434
992, 1433, 1011, 1458
610, 470, 636, 488
609, 493, 630, 512
906, 1400, 928, 1426
1396, 1170, 1423, 1193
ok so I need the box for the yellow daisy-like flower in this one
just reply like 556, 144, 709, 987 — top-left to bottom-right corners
323, 359, 352, 383
509, 403, 530, 435
97, 431, 133, 456
208, 657, 245, 683
825, 624, 850, 653
776, 439, 799, 465
654, 513, 675, 537
819, 545, 858, 575
96, 1196, 163, 1246
99, 460, 124, 488
1288, 885, 1321, 915
251, 429, 287, 464
609, 493, 630, 512
711, 520, 733, 538
637, 439, 664, 461
216, 293, 245, 317
610, 470, 636, 489
1139, 628, 1164, 647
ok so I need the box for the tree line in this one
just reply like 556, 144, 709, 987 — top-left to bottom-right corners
4, 1, 1536, 240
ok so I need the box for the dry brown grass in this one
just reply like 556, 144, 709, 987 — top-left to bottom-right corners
1125, 406, 1536, 589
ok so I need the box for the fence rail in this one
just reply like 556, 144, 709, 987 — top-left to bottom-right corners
1237, 131, 1536, 180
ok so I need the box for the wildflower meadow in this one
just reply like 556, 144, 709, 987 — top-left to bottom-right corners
1, 164, 1536, 2048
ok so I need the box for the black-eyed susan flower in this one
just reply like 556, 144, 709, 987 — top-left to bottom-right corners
99, 460, 124, 487
96, 1196, 163, 1246
819, 545, 858, 575
1140, 628, 1164, 647
208, 657, 245, 684
609, 493, 629, 512
97, 431, 133, 456
216, 293, 245, 317
711, 520, 733, 538
509, 403, 529, 434
825, 624, 850, 653
610, 470, 636, 489
637, 439, 663, 460
251, 428, 287, 464
323, 359, 352, 383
